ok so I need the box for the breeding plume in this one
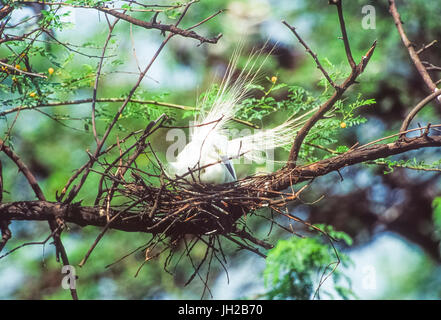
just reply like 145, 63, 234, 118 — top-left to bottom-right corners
168, 46, 314, 185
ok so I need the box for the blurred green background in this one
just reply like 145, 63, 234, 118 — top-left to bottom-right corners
0, 0, 441, 299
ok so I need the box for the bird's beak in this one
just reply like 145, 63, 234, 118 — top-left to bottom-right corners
221, 157, 237, 181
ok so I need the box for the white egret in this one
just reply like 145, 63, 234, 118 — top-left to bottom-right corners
168, 46, 313, 185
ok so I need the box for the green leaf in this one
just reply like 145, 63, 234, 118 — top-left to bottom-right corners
263, 225, 354, 300
432, 197, 441, 236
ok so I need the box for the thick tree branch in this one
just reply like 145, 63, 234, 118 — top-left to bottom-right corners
271, 133, 441, 192
2, 134, 440, 233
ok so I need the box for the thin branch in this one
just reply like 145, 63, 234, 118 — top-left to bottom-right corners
233, 228, 273, 250
0, 140, 46, 201
329, 0, 356, 69
0, 61, 47, 78
0, 98, 196, 117
389, 0, 440, 97
416, 40, 438, 55
0, 139, 78, 299
366, 160, 441, 173
400, 89, 441, 135
187, 9, 224, 31
0, 225, 60, 259
0, 98, 259, 128
282, 21, 338, 90
91, 17, 119, 146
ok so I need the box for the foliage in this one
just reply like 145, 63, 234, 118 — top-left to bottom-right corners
263, 225, 355, 300
433, 197, 441, 241
373, 158, 441, 174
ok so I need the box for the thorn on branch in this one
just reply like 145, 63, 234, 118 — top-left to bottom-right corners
423, 123, 432, 137
336, 169, 344, 182
359, 40, 377, 73
150, 12, 160, 24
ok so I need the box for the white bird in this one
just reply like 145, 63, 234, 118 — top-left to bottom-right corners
168, 45, 315, 185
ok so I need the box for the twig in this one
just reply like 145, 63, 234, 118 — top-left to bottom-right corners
389, 0, 440, 97
233, 228, 273, 250
91, 17, 120, 146
0, 61, 47, 78
0, 139, 46, 201
223, 234, 267, 258
330, 0, 356, 69
282, 21, 338, 90
400, 90, 441, 136
416, 40, 438, 55
0, 98, 258, 128
0, 226, 59, 260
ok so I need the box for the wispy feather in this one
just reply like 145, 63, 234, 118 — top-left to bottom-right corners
169, 44, 315, 184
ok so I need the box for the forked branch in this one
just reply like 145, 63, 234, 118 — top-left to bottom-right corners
283, 1, 377, 167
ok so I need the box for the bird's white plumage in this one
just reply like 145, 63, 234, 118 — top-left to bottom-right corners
168, 45, 313, 185
170, 132, 236, 184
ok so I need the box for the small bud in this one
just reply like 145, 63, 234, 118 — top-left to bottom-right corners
271, 76, 277, 83
48, 67, 54, 75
